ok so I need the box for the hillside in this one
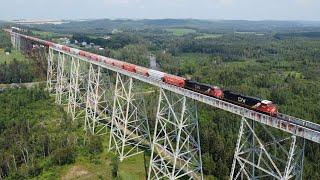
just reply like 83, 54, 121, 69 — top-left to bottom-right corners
0, 88, 147, 179
25, 19, 320, 34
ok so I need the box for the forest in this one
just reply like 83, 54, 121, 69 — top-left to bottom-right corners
1, 19, 320, 179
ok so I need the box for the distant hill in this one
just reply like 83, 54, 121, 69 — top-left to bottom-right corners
20, 19, 320, 34
0, 20, 13, 28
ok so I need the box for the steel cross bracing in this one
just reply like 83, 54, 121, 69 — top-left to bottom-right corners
85, 63, 113, 135
148, 89, 203, 180
11, 33, 21, 51
230, 117, 304, 180
55, 52, 70, 105
48, 47, 203, 178
108, 73, 150, 161
68, 56, 88, 122
47, 48, 57, 93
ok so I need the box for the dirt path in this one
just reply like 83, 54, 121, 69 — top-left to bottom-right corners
0, 81, 46, 89
61, 165, 90, 180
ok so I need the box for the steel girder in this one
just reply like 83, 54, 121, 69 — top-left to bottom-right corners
55, 52, 70, 104
148, 88, 203, 180
84, 63, 113, 135
230, 117, 304, 180
109, 72, 150, 161
67, 56, 88, 122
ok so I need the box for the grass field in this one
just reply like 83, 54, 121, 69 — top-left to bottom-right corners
0, 48, 27, 64
33, 30, 61, 39
35, 124, 147, 180
36, 148, 147, 180
166, 28, 197, 36
195, 34, 223, 39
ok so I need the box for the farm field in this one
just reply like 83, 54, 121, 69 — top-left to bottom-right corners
166, 28, 197, 36
0, 48, 27, 64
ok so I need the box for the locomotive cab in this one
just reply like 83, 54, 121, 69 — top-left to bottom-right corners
256, 100, 278, 116
210, 86, 224, 99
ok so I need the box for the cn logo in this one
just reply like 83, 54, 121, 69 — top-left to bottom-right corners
238, 97, 246, 103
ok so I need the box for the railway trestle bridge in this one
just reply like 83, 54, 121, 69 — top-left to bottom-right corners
7, 29, 320, 180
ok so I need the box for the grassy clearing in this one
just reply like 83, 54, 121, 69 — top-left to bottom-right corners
284, 71, 304, 79
119, 153, 148, 180
35, 123, 148, 180
166, 28, 197, 36
195, 34, 223, 40
235, 31, 265, 36
34, 138, 148, 180
33, 30, 61, 39
0, 48, 27, 64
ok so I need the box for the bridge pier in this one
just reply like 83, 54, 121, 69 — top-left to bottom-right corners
148, 89, 203, 180
84, 63, 113, 135
67, 56, 87, 122
47, 48, 56, 93
55, 52, 70, 105
108, 73, 150, 161
11, 33, 21, 50
230, 117, 304, 180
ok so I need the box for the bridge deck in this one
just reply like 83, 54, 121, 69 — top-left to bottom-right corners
7, 30, 320, 144
54, 47, 320, 144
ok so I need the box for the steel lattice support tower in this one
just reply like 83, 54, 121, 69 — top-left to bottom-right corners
47, 48, 57, 93
148, 88, 203, 180
109, 73, 150, 161
55, 52, 70, 105
230, 117, 304, 180
67, 56, 88, 122
10, 33, 15, 49
10, 33, 14, 48
11, 33, 21, 50
85, 64, 113, 135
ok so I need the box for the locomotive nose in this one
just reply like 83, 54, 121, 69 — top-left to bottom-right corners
270, 106, 277, 112
214, 89, 224, 98
269, 106, 278, 116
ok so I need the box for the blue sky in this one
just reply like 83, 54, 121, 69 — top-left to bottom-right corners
1, 0, 320, 20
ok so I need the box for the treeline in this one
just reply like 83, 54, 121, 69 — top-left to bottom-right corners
29, 19, 320, 35
71, 33, 142, 49
0, 29, 11, 49
0, 29, 12, 54
0, 29, 46, 84
164, 34, 320, 63
274, 31, 320, 39
0, 59, 35, 83
154, 33, 320, 179
0, 88, 104, 179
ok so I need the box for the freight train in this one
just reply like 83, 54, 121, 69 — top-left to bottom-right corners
96, 57, 278, 117
10, 28, 278, 116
